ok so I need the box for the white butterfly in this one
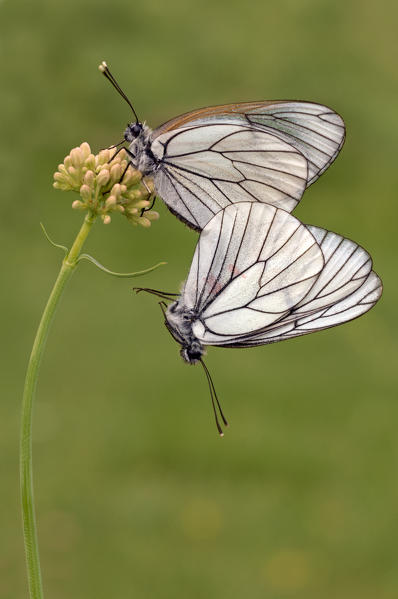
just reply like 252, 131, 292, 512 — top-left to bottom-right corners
100, 62, 345, 231
136, 202, 382, 434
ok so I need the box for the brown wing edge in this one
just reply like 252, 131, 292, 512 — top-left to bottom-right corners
153, 101, 280, 135
152, 100, 345, 136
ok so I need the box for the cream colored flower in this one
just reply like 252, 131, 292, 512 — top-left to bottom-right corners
53, 143, 159, 227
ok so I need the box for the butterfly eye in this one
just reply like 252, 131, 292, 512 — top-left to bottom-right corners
124, 122, 143, 142
131, 123, 142, 136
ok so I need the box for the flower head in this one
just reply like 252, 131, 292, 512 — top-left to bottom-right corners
53, 143, 159, 227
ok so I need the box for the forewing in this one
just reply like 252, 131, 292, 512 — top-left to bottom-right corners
154, 100, 345, 187
195, 225, 382, 346
152, 122, 308, 230
181, 203, 324, 337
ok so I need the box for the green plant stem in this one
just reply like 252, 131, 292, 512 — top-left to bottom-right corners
20, 213, 96, 599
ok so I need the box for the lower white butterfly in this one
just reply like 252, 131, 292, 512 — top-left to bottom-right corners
136, 202, 382, 434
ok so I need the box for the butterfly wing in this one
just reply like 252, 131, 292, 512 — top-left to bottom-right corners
152, 123, 308, 230
151, 101, 345, 230
191, 223, 382, 347
154, 101, 345, 185
230, 270, 382, 346
179, 202, 324, 339
243, 102, 345, 185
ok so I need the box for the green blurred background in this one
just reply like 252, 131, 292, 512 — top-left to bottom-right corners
1, 0, 397, 597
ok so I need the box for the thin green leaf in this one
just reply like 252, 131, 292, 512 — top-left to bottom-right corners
40, 223, 68, 254
78, 253, 167, 278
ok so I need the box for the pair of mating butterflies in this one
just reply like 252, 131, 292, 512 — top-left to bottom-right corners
101, 63, 382, 434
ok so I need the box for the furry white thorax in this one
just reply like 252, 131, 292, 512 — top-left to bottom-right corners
127, 124, 158, 175
166, 302, 194, 338
165, 302, 204, 364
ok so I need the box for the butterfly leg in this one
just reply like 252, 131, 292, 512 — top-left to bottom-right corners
140, 178, 156, 216
107, 147, 137, 184
140, 194, 156, 216
108, 146, 135, 163
100, 139, 125, 152
120, 148, 139, 183
119, 160, 132, 183
107, 150, 153, 205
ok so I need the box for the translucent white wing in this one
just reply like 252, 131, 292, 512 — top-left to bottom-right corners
192, 224, 382, 346
180, 202, 324, 337
151, 101, 345, 230
245, 102, 345, 185
154, 101, 345, 187
152, 123, 308, 230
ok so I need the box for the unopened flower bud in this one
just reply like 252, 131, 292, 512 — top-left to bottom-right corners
96, 169, 110, 187
122, 168, 141, 186
126, 189, 143, 201
80, 184, 92, 201
138, 216, 151, 228
145, 211, 160, 221
72, 200, 85, 210
79, 142, 91, 159
109, 163, 122, 182
85, 154, 96, 170
114, 148, 127, 162
53, 181, 69, 190
105, 195, 117, 208
111, 183, 123, 197
134, 200, 150, 210
83, 170, 95, 186
102, 214, 111, 224
70, 147, 84, 167
96, 149, 111, 167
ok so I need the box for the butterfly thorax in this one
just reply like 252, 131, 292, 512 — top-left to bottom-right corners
165, 302, 204, 365
124, 122, 158, 175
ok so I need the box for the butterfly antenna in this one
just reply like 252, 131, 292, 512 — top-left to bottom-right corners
200, 359, 228, 436
202, 360, 228, 428
134, 287, 179, 301
99, 61, 140, 123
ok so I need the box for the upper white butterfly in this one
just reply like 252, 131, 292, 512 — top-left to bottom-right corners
100, 62, 345, 231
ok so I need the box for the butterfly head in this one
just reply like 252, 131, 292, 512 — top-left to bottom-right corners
124, 121, 144, 142
161, 298, 226, 435
180, 340, 204, 365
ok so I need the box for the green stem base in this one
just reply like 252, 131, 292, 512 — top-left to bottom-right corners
20, 213, 95, 599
